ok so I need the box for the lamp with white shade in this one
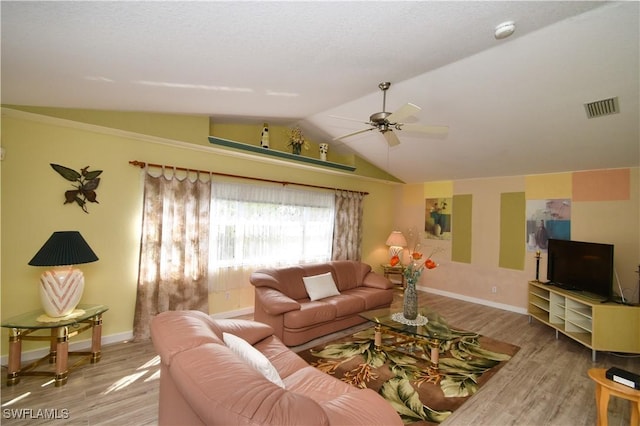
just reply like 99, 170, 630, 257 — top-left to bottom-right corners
28, 231, 99, 318
385, 231, 407, 263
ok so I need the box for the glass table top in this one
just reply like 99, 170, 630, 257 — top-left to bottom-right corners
1, 304, 109, 329
359, 305, 454, 341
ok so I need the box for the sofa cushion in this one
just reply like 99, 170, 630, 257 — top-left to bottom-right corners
264, 266, 310, 300
223, 332, 286, 388
330, 261, 371, 291
284, 301, 336, 329
303, 272, 340, 301
342, 287, 394, 310
324, 293, 366, 317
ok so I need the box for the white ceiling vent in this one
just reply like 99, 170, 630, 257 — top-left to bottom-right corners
584, 97, 619, 119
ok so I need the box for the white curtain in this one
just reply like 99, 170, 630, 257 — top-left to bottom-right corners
209, 182, 335, 292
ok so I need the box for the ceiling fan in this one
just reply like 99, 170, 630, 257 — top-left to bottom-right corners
331, 82, 448, 147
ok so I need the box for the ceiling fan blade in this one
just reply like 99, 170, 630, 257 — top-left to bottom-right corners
383, 130, 401, 147
329, 115, 369, 124
333, 127, 374, 141
387, 103, 421, 123
401, 123, 449, 135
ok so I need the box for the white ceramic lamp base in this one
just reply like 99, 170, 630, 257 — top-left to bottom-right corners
39, 267, 84, 318
389, 246, 403, 262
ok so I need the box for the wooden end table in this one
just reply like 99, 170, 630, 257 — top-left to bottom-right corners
381, 264, 406, 288
1, 304, 108, 387
588, 368, 640, 426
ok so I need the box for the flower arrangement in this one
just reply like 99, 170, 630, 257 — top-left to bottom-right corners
288, 126, 309, 154
399, 246, 443, 321
430, 200, 448, 214
403, 247, 442, 285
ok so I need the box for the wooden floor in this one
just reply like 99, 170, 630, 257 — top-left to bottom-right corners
2, 290, 639, 425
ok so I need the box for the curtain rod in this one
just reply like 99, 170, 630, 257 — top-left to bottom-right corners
128, 160, 369, 195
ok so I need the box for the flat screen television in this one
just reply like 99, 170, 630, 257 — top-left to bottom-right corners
546, 239, 614, 300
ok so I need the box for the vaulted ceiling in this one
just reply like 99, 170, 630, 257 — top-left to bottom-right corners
2, 1, 638, 183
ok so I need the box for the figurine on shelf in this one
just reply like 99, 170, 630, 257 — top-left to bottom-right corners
260, 123, 270, 149
319, 143, 329, 161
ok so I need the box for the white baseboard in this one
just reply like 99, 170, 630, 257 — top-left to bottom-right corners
0, 331, 133, 366
1, 296, 520, 366
1, 308, 257, 365
209, 306, 254, 319
419, 286, 528, 315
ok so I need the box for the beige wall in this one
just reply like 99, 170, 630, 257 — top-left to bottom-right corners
0, 108, 397, 355
393, 170, 639, 311
2, 106, 637, 357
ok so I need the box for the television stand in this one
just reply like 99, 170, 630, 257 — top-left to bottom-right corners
528, 281, 640, 361
573, 291, 608, 303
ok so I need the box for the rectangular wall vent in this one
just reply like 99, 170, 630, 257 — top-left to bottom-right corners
584, 97, 619, 119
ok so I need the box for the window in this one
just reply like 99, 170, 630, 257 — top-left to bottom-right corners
208, 182, 335, 291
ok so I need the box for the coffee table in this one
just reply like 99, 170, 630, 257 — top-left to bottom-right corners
360, 306, 455, 372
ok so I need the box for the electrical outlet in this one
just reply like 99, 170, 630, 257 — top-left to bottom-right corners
491, 286, 497, 294
225, 292, 230, 300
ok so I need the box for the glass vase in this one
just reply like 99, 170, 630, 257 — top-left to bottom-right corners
403, 282, 418, 320
291, 144, 301, 155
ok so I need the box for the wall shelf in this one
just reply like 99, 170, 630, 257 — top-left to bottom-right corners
208, 136, 356, 172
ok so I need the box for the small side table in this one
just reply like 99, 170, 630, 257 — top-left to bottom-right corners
381, 264, 406, 288
1, 304, 108, 387
588, 368, 640, 426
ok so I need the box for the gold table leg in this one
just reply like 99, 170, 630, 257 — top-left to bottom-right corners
49, 328, 57, 363
374, 323, 382, 351
429, 339, 441, 371
90, 314, 103, 363
7, 328, 22, 386
55, 326, 69, 387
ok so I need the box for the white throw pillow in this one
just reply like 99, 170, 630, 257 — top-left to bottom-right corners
302, 272, 340, 301
222, 332, 285, 388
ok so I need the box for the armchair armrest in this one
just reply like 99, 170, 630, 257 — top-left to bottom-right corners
362, 272, 394, 290
321, 389, 403, 425
214, 318, 275, 345
255, 287, 301, 316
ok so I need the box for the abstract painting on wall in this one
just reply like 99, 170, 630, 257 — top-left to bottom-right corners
526, 199, 571, 251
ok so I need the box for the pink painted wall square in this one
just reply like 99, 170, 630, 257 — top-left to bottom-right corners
572, 169, 630, 201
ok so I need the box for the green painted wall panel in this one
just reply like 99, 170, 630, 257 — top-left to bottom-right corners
499, 192, 525, 270
452, 194, 472, 263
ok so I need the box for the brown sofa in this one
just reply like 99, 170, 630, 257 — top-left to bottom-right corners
250, 260, 394, 346
150, 310, 402, 426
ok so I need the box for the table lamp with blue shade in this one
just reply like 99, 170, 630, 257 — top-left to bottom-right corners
28, 231, 98, 318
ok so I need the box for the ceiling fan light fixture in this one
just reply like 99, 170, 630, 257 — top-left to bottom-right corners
331, 82, 449, 145
494, 21, 516, 39
370, 111, 391, 125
